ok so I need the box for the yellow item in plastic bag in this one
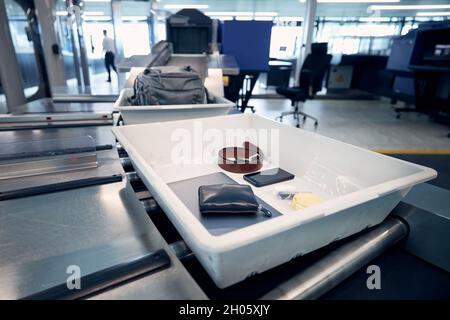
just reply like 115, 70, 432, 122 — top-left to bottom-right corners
291, 192, 322, 210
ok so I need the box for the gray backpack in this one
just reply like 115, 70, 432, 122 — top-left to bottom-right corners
128, 65, 213, 106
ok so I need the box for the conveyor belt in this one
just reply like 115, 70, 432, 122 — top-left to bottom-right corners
0, 95, 447, 300
118, 142, 450, 299
0, 98, 206, 300
0, 176, 206, 299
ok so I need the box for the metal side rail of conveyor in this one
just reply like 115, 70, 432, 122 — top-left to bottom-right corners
0, 136, 123, 200
0, 112, 114, 131
52, 94, 119, 104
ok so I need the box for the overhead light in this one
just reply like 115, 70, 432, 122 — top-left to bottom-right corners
254, 12, 278, 16
254, 16, 275, 21
122, 16, 148, 21
209, 16, 234, 21
416, 11, 450, 17
276, 16, 304, 22
205, 11, 253, 16
369, 4, 450, 11
83, 11, 105, 16
163, 4, 209, 10
83, 16, 112, 21
300, 0, 400, 3
235, 17, 253, 21
358, 17, 391, 22
205, 11, 277, 17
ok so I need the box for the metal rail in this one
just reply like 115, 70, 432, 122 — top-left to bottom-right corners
261, 217, 408, 300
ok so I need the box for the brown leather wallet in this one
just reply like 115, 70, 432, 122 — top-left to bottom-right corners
217, 142, 263, 174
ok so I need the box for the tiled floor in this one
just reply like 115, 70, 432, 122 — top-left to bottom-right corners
248, 98, 450, 151
64, 71, 123, 95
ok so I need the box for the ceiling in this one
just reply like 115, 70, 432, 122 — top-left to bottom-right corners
155, 0, 450, 18
5, 0, 447, 20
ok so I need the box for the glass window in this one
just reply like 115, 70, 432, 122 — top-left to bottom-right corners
5, 0, 40, 98
315, 18, 413, 55
120, 22, 151, 57
156, 18, 167, 42
82, 22, 114, 59
270, 25, 302, 59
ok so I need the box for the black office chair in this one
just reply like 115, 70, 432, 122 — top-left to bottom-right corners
276, 43, 332, 128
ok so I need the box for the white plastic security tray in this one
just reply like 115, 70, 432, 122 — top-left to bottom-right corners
114, 88, 234, 125
112, 114, 436, 288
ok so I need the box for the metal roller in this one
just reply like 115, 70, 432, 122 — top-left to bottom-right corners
117, 145, 128, 158
169, 240, 193, 260
119, 157, 133, 170
141, 198, 160, 214
125, 172, 140, 183
261, 217, 408, 300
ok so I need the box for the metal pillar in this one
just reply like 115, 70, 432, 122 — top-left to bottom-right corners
211, 19, 219, 53
76, 14, 91, 90
34, 0, 66, 87
148, 0, 157, 48
67, 3, 90, 92
65, 0, 82, 89
111, 0, 125, 87
69, 19, 82, 88
147, 16, 154, 49
295, 0, 317, 86
0, 0, 27, 113
111, 0, 124, 60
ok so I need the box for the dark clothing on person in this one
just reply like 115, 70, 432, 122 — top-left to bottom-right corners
105, 51, 117, 82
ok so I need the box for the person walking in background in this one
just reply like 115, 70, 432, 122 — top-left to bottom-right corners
102, 30, 117, 82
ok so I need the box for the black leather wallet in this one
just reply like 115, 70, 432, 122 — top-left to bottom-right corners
198, 184, 260, 215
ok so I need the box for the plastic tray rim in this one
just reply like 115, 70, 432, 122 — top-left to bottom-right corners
112, 113, 437, 253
